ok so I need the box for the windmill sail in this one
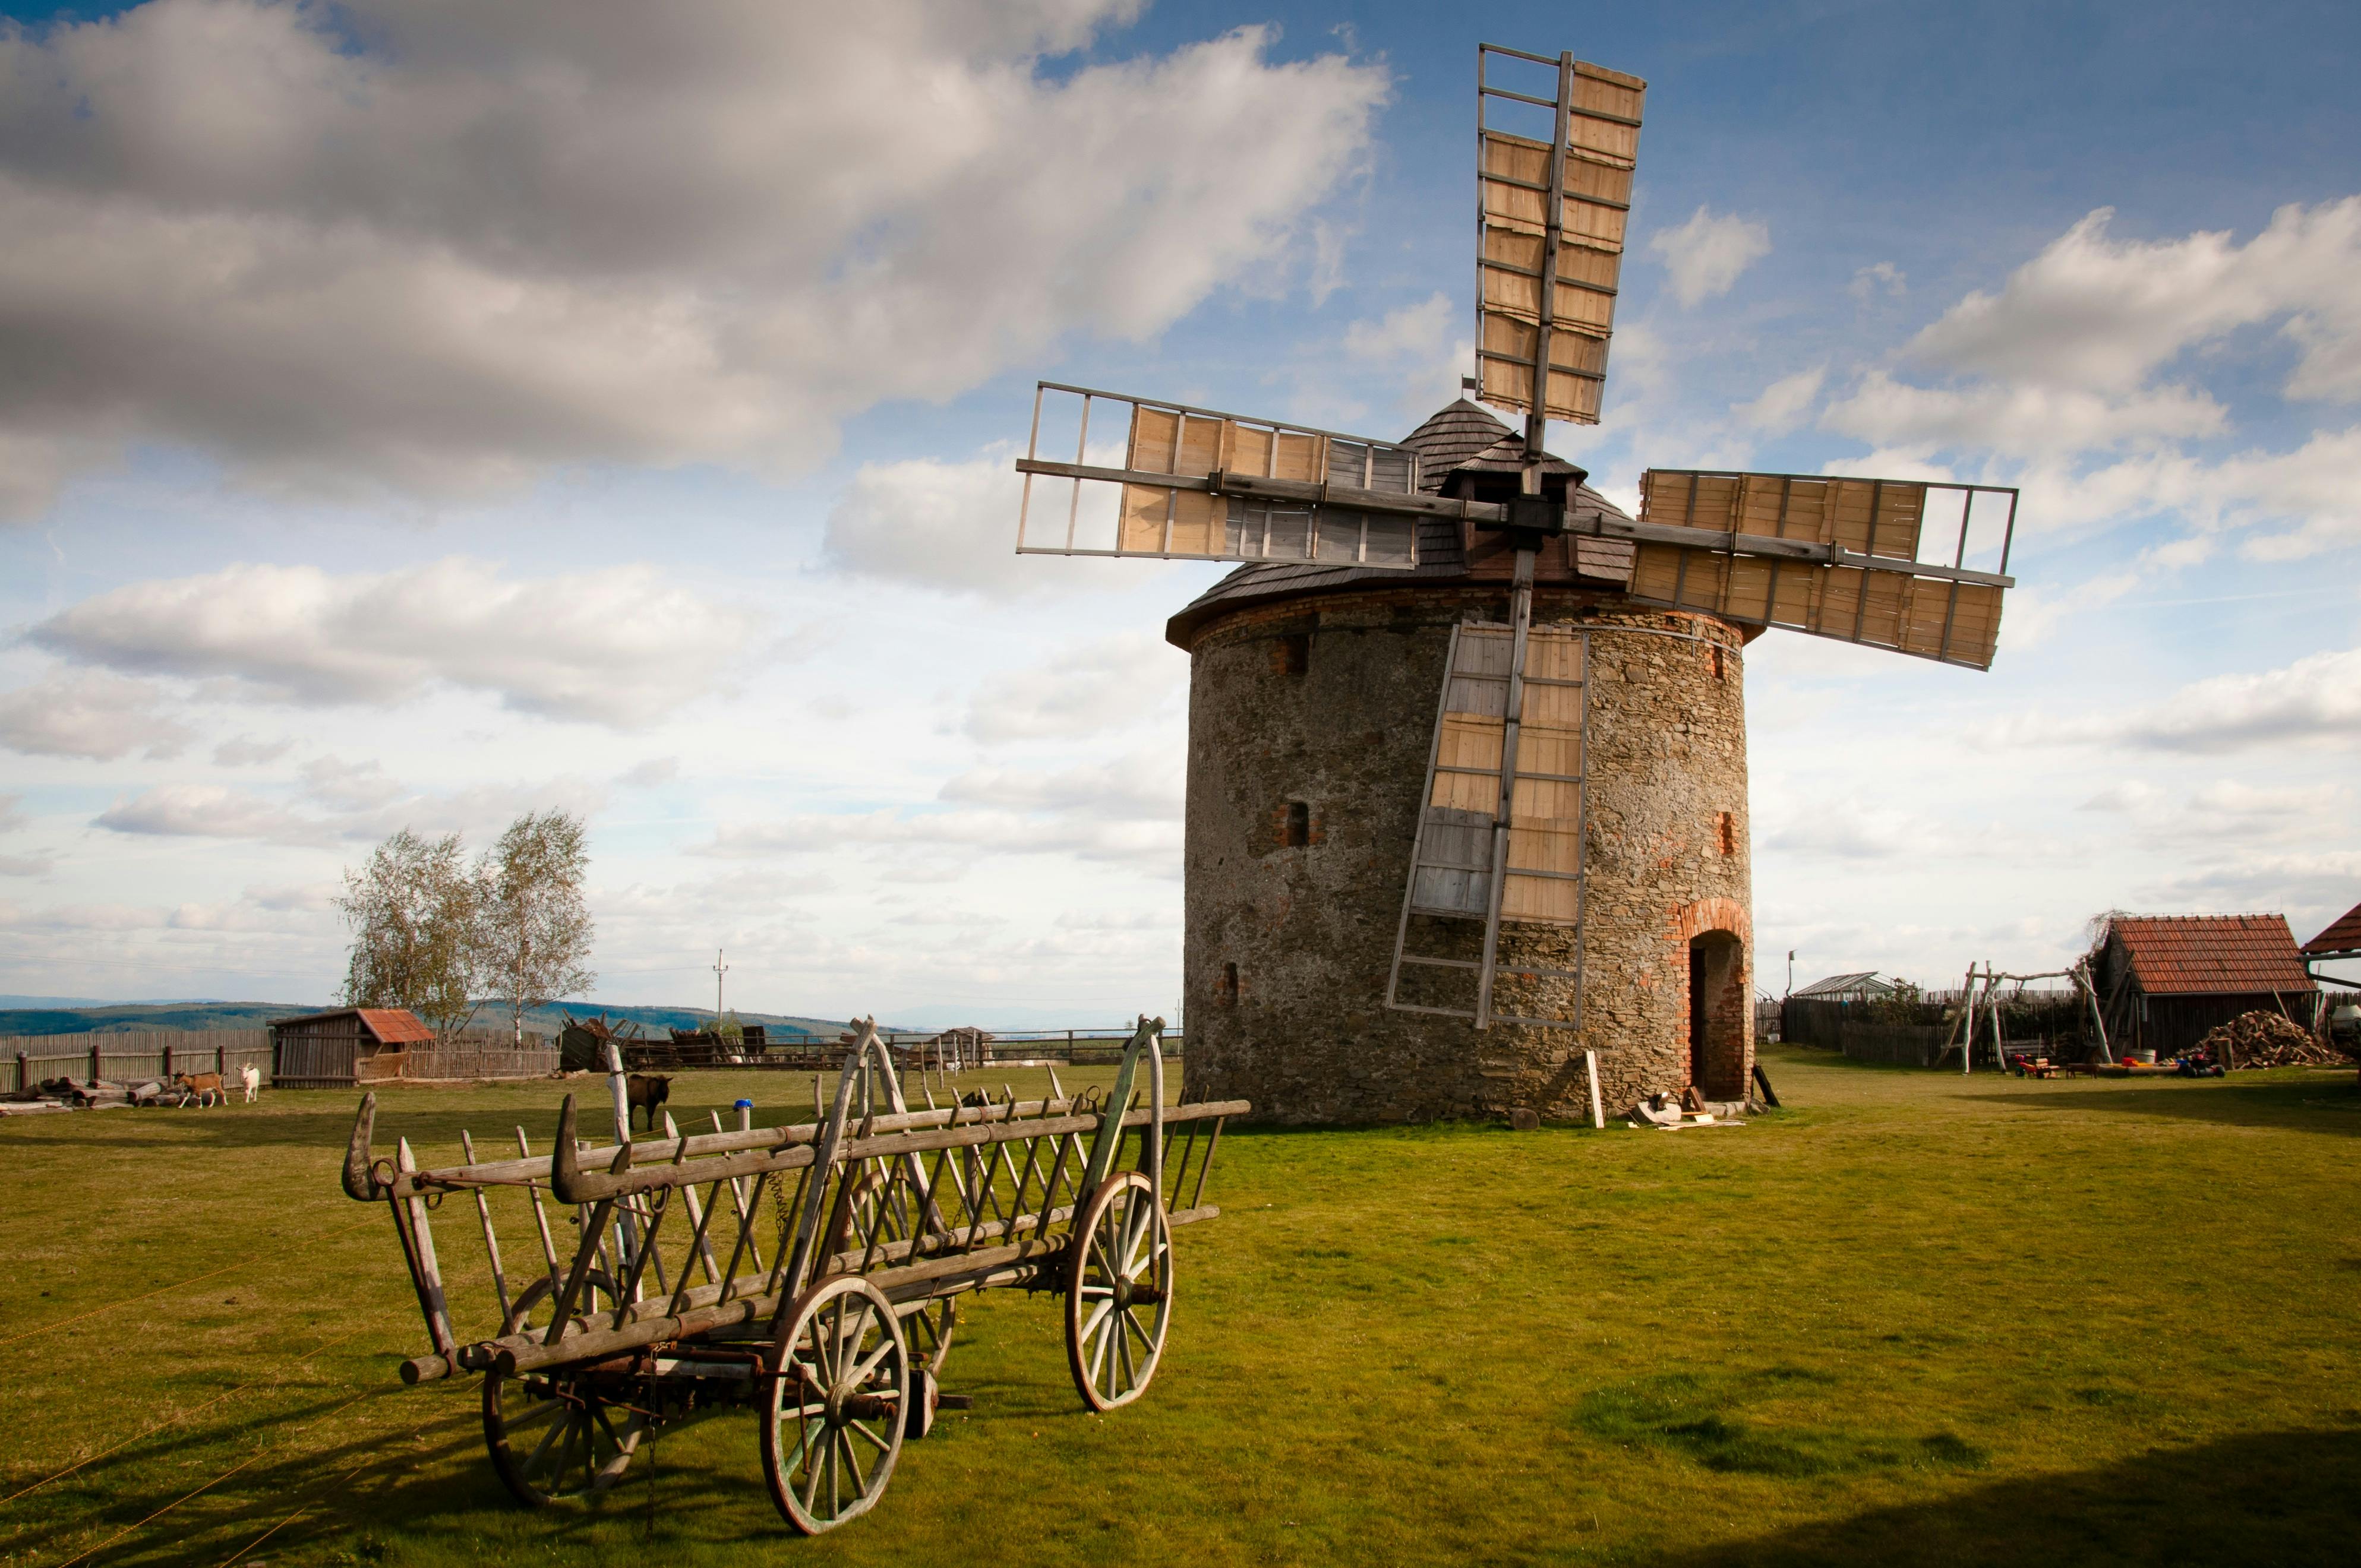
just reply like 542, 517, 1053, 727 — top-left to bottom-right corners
1388, 622, 1589, 1031
1474, 49, 1645, 426
1625, 470, 2018, 670
1015, 384, 1424, 570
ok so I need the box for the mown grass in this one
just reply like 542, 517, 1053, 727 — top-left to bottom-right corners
2, 1049, 2357, 1566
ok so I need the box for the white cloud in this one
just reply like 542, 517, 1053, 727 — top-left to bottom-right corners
94, 783, 338, 846
0, 2, 1387, 519
2115, 646, 2361, 753
213, 734, 291, 767
0, 794, 24, 834
1848, 261, 1905, 302
939, 750, 1181, 820
1821, 369, 2224, 457
31, 557, 762, 726
1731, 366, 1825, 434
619, 757, 680, 789
962, 634, 1182, 741
1649, 207, 1771, 307
0, 669, 192, 760
694, 806, 1178, 871
93, 772, 607, 847
301, 756, 405, 811
1909, 200, 2361, 399
826, 448, 1082, 598
1341, 291, 1469, 421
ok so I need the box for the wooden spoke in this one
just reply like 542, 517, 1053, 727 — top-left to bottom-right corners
760, 1275, 908, 1535
1065, 1172, 1173, 1412
900, 1297, 957, 1379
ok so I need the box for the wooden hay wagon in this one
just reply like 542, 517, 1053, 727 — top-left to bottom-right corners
340, 1016, 1245, 1532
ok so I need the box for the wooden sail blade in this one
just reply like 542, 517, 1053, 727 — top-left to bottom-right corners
1626, 469, 2019, 671
1474, 49, 1646, 428
1014, 383, 1423, 570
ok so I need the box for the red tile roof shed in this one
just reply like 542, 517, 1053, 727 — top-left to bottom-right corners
2303, 900, 2361, 957
270, 1007, 435, 1045
2112, 915, 2316, 995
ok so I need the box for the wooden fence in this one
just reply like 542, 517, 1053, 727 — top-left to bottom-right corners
1836, 1022, 1951, 1067
4, 1030, 274, 1096
399, 1044, 561, 1082
1785, 991, 2099, 1061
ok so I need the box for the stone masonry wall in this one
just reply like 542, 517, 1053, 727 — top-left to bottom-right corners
1180, 586, 1751, 1124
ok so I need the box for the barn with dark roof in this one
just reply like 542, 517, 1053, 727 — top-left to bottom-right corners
1172, 399, 1756, 1124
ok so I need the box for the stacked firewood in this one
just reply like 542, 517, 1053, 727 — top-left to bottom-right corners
2196, 1010, 2341, 1068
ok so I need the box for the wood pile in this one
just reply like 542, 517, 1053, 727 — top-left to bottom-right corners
2198, 1010, 2342, 1068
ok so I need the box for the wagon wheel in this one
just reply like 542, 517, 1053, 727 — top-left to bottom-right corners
759, 1275, 909, 1534
482, 1367, 646, 1507
899, 1296, 957, 1379
1065, 1171, 1173, 1412
500, 1270, 622, 1338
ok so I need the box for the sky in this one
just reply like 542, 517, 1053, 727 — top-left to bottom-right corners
2, 0, 2358, 1023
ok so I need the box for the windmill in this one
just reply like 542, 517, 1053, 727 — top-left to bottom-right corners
1010, 44, 2018, 1115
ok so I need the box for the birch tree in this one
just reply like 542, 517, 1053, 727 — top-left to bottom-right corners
478, 809, 596, 1046
335, 828, 482, 1044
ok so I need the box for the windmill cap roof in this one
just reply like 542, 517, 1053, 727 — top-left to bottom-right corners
1399, 399, 1589, 492
1164, 399, 1633, 650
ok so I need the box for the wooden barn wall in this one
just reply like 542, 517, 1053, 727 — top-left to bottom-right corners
2132, 992, 2303, 1058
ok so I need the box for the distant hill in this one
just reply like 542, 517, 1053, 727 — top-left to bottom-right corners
0, 1000, 918, 1038
0, 1001, 315, 1036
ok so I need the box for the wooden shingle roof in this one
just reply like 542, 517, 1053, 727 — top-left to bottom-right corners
2109, 915, 2316, 996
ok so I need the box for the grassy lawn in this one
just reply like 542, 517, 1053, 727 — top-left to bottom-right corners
3, 1047, 2357, 1566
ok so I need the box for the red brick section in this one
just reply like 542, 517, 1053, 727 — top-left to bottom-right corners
2113, 915, 2315, 995
2303, 900, 2361, 956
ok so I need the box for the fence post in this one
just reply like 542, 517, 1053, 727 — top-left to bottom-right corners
91, 1041, 103, 1086
216, 1042, 226, 1076
163, 1040, 174, 1081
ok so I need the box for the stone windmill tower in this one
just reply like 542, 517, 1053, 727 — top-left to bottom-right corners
1011, 45, 2019, 1123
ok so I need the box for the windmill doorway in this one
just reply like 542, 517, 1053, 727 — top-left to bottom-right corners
1687, 931, 1747, 1101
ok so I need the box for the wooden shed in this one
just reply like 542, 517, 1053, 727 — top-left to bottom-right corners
270, 1008, 434, 1089
2090, 915, 2317, 1058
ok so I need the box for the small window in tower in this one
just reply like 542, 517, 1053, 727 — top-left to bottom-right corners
1279, 633, 1311, 676
1285, 801, 1311, 848
1219, 962, 1240, 1006
1712, 644, 1725, 681
1718, 811, 1735, 856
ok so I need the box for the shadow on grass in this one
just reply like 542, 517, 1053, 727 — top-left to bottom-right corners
1970, 1073, 2361, 1139
1646, 1424, 2361, 1567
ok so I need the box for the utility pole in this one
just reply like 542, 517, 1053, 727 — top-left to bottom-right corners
713, 948, 729, 1029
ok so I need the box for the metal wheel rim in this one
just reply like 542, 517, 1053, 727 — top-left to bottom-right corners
759, 1275, 908, 1535
500, 1270, 620, 1338
1065, 1172, 1173, 1412
483, 1369, 645, 1507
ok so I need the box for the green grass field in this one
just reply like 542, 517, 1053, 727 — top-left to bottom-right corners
3, 1048, 2357, 1567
